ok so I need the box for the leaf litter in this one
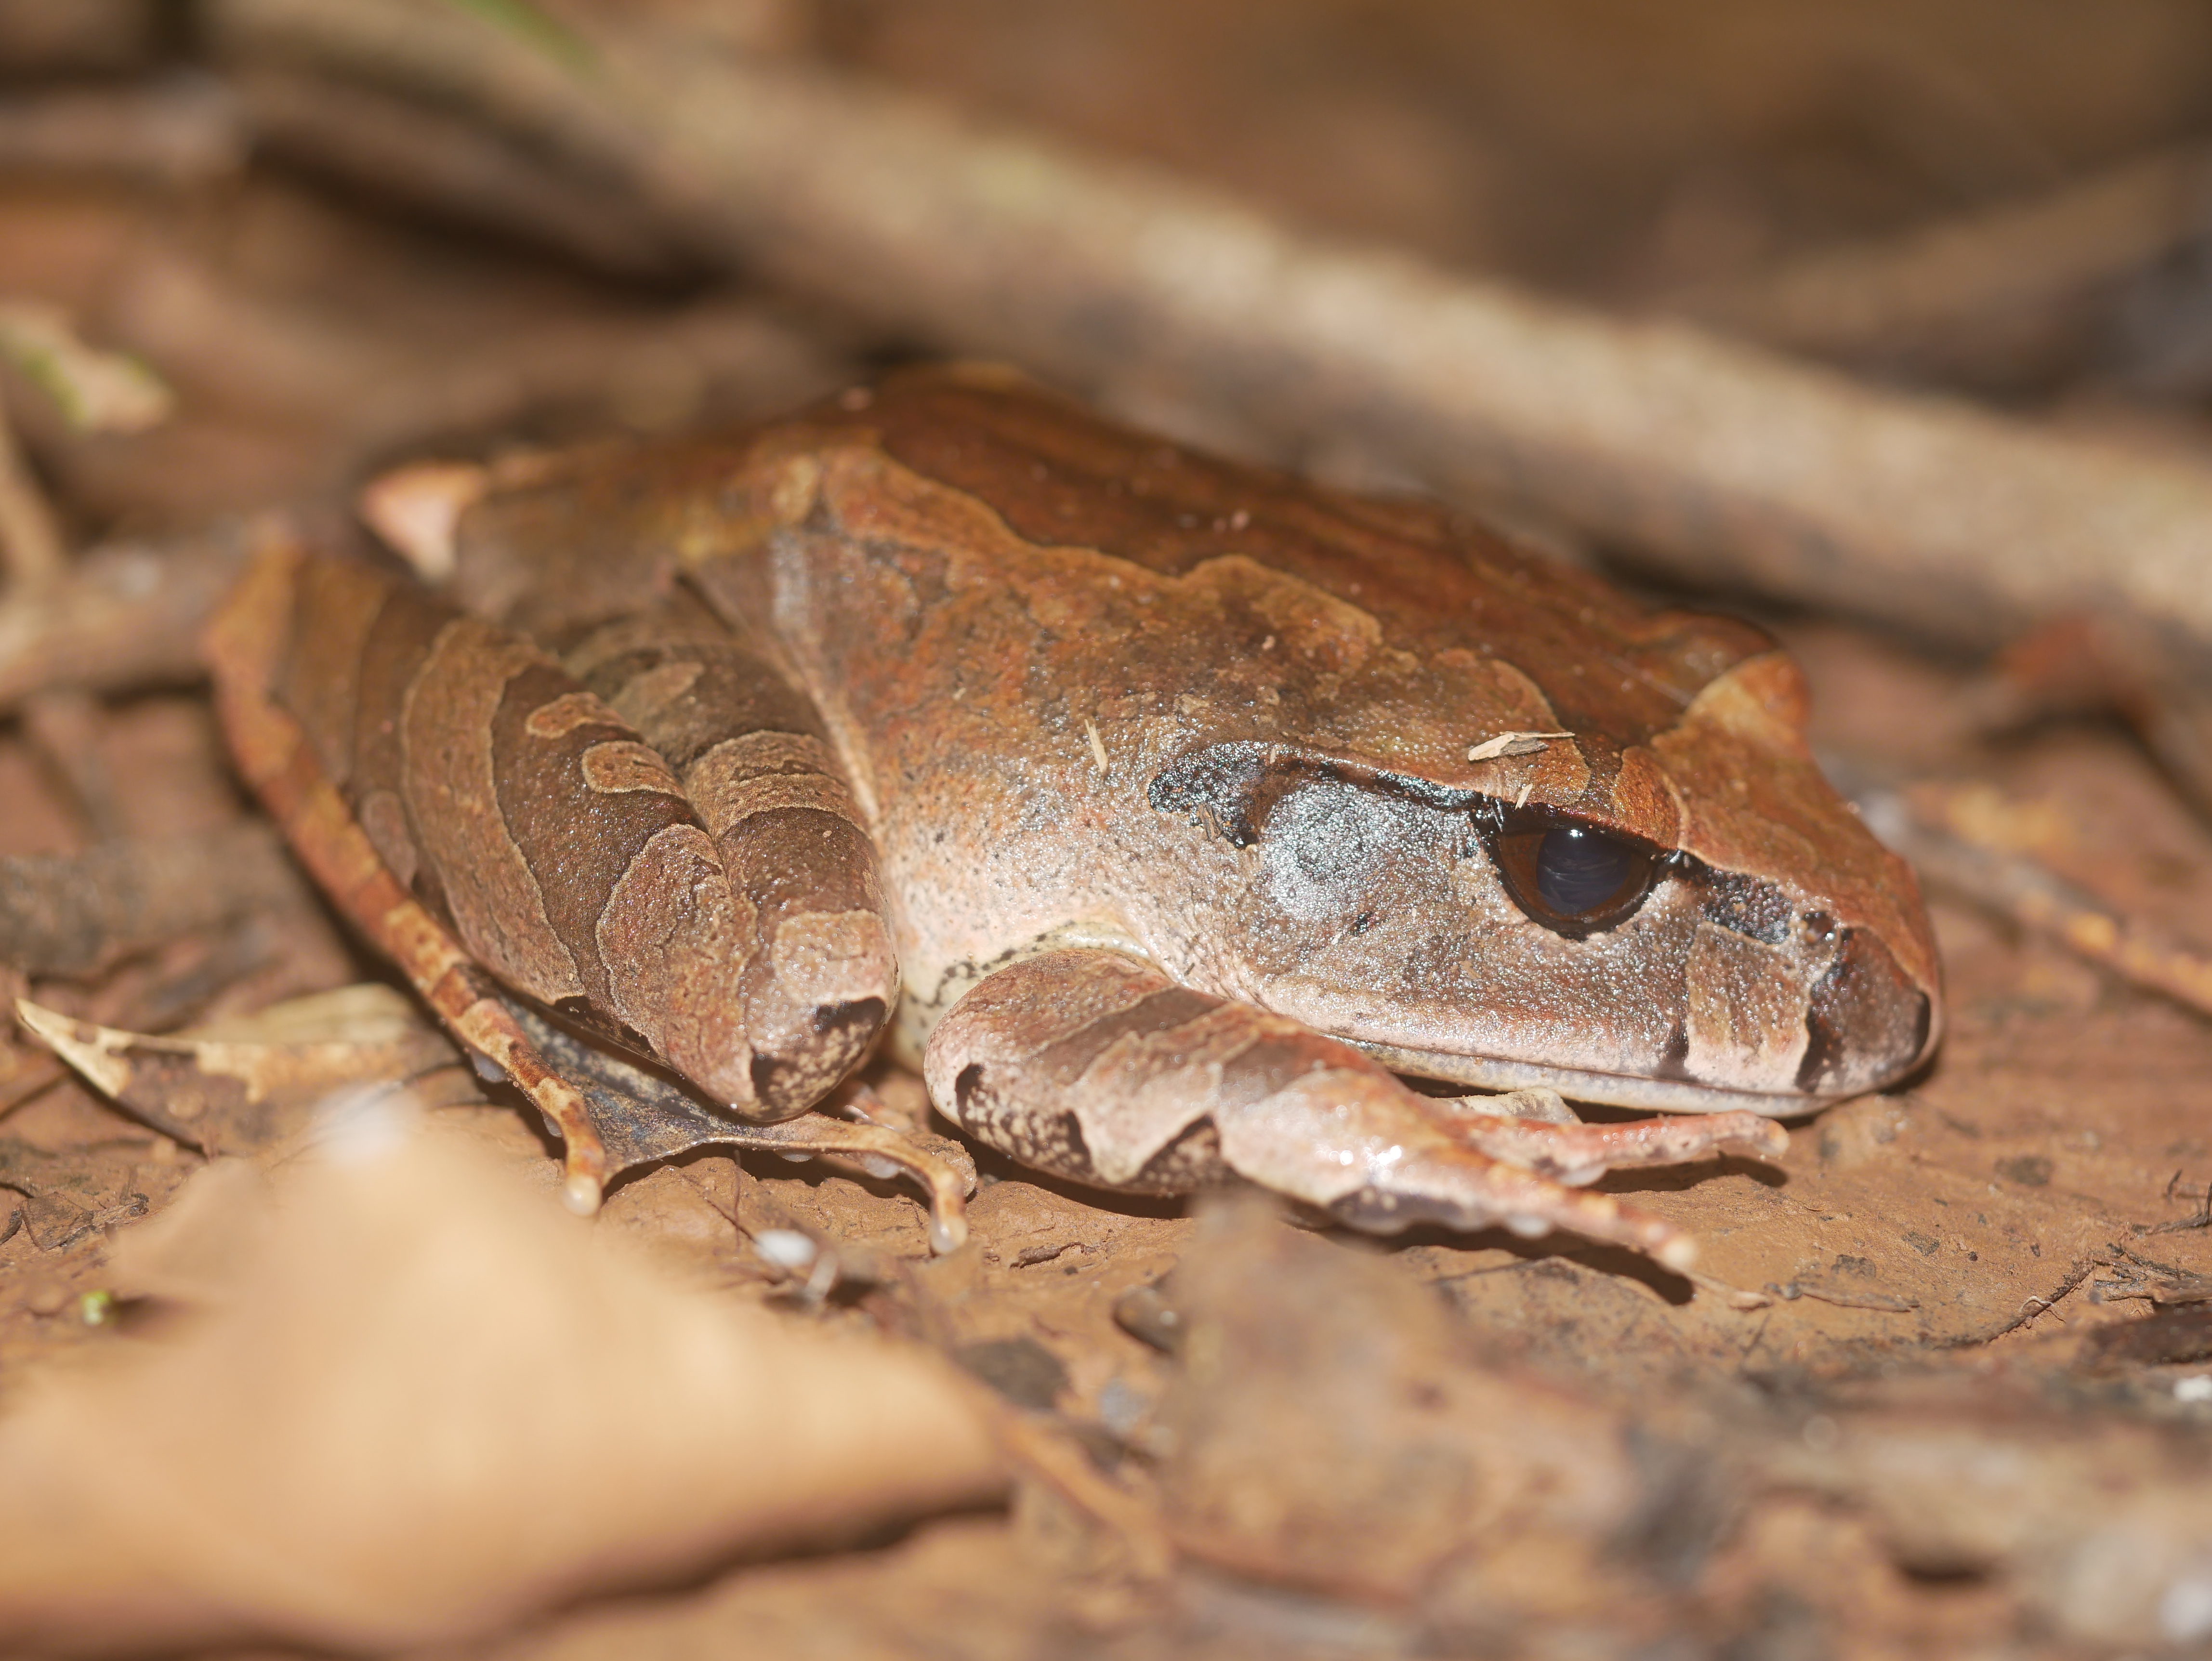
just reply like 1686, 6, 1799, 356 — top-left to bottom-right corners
3, 8, 2212, 1657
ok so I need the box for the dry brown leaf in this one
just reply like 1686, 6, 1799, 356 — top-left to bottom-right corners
0, 1099, 1004, 1653
1157, 1192, 1643, 1611
16, 983, 462, 1154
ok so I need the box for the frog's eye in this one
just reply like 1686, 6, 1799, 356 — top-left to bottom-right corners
1489, 821, 1660, 937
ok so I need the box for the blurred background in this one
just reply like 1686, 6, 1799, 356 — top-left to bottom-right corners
11, 0, 2212, 535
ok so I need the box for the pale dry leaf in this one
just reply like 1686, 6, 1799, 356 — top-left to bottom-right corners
16, 985, 462, 1155
357, 459, 488, 582
179, 981, 431, 1046
0, 1108, 1004, 1653
103, 1155, 273, 1305
0, 301, 175, 434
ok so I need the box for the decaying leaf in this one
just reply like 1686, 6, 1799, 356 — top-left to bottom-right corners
1147, 1196, 2212, 1649
0, 824, 309, 977
0, 1104, 1005, 1653
17, 981, 979, 1248
1156, 1193, 1645, 1610
2078, 1305, 2212, 1370
16, 983, 465, 1155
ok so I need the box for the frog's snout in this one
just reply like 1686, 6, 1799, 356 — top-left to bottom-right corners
1794, 925, 1936, 1098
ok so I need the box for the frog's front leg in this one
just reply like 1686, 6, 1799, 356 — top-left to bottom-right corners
924, 949, 1784, 1270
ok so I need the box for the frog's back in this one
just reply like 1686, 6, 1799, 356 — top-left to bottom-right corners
455, 366, 1767, 735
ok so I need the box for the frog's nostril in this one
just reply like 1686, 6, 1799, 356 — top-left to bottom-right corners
1796, 927, 1934, 1094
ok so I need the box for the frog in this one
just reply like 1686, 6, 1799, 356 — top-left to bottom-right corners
204, 364, 1941, 1271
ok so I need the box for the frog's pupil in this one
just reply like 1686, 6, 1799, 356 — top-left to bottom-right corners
1535, 826, 1634, 915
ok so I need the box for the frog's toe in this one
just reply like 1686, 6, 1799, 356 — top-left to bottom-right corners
1318, 1143, 1698, 1270
716, 1112, 973, 1254
1417, 1102, 1790, 1186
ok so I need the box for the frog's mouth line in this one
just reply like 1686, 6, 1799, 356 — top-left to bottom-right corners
1348, 1038, 1835, 1120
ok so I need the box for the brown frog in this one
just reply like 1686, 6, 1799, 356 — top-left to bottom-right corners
206, 366, 1940, 1270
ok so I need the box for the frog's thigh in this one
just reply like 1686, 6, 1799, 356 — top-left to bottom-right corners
921, 949, 1701, 1269
265, 552, 758, 1108
563, 613, 896, 1114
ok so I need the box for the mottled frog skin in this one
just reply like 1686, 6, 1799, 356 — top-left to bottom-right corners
211, 366, 1941, 1267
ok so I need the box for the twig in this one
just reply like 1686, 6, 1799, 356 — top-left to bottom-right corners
1766, 1279, 1920, 1314
1667, 145, 2212, 389
16, 690, 125, 843
0, 75, 248, 186
0, 4, 160, 76
990, 1406, 1175, 1581
232, 68, 697, 281
0, 1056, 63, 1121
2147, 1179, 2212, 1237
1937, 1258, 2097, 1348
1962, 609, 2212, 827
205, 0, 2212, 659
95, 244, 844, 466
0, 369, 129, 844
2113, 1243, 2212, 1297
0, 521, 259, 711
1849, 773, 2212, 1019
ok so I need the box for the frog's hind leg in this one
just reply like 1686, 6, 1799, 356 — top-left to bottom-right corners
561, 608, 899, 1117
923, 948, 1733, 1272
206, 535, 610, 1213
1423, 1091, 1789, 1187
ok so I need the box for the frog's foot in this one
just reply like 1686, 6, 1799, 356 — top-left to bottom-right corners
1213, 1071, 1705, 1271
1420, 1093, 1790, 1187
720, 1113, 977, 1254
924, 947, 1720, 1273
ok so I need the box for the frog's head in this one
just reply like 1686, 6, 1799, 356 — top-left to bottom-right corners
1150, 653, 1941, 1116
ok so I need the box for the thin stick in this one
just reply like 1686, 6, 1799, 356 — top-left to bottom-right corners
1667, 145, 2212, 386
16, 691, 124, 843
233, 68, 694, 281
1854, 778, 2212, 1019
0, 77, 247, 186
0, 523, 255, 712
